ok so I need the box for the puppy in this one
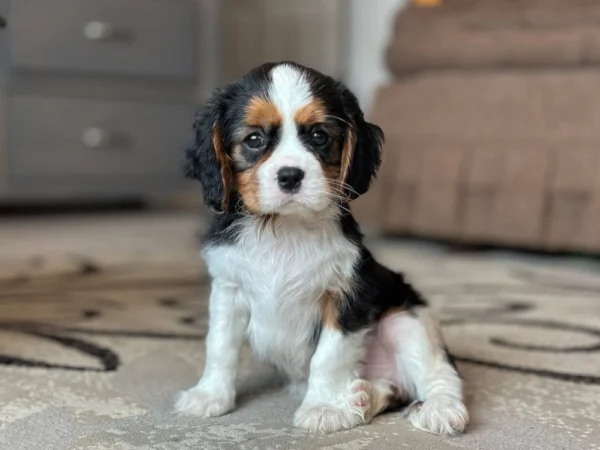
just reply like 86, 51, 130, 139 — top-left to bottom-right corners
176, 62, 469, 435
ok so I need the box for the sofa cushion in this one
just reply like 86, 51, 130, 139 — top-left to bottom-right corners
354, 70, 600, 250
387, 0, 600, 76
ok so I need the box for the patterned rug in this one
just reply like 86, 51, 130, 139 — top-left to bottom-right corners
0, 213, 599, 450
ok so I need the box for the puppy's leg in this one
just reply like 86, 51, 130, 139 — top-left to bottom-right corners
175, 278, 248, 417
294, 327, 371, 433
382, 308, 468, 436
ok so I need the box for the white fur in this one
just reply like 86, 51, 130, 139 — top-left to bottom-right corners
294, 328, 372, 433
175, 214, 363, 426
379, 309, 469, 436
269, 64, 312, 120
257, 64, 331, 215
175, 278, 247, 417
203, 214, 359, 380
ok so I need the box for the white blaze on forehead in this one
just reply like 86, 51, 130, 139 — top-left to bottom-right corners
268, 64, 312, 123
258, 64, 329, 215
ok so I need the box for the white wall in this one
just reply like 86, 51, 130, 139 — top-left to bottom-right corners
345, 0, 408, 114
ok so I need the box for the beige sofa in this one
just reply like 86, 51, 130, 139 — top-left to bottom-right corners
357, 0, 600, 252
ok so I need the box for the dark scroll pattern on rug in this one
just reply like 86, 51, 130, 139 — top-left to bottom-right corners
0, 258, 598, 385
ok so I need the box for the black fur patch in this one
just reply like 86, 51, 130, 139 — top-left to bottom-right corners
183, 66, 274, 211
335, 211, 427, 334
203, 206, 245, 248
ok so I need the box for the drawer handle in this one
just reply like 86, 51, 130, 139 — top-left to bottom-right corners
82, 128, 112, 149
83, 21, 116, 41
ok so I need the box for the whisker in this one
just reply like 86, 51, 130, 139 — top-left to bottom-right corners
324, 187, 354, 203
328, 179, 361, 196
318, 192, 353, 214
324, 115, 355, 130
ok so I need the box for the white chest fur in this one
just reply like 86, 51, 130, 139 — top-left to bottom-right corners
203, 216, 359, 380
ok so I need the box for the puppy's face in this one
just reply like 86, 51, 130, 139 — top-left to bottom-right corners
184, 62, 383, 217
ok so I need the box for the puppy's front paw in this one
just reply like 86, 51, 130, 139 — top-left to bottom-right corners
174, 387, 235, 418
294, 380, 371, 433
408, 395, 468, 436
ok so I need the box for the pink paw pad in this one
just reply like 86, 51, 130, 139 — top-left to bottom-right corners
349, 380, 372, 409
354, 397, 368, 407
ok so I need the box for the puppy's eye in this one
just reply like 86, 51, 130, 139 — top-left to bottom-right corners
310, 129, 329, 147
243, 133, 265, 150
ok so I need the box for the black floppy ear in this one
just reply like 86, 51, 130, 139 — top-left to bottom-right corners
337, 83, 384, 200
183, 89, 233, 212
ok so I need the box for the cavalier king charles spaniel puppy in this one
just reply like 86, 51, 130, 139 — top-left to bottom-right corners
175, 62, 469, 435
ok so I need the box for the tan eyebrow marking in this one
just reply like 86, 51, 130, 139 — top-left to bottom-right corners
245, 96, 282, 128
294, 99, 327, 125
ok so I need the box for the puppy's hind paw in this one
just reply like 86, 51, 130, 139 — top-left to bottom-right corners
408, 395, 469, 436
174, 387, 235, 418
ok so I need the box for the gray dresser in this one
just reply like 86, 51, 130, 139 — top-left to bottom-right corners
0, 0, 216, 201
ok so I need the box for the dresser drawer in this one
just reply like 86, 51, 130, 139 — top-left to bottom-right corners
7, 96, 195, 179
9, 0, 196, 79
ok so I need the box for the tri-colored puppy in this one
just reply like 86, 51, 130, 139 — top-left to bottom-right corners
176, 62, 469, 435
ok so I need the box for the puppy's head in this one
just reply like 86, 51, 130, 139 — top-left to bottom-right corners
184, 62, 383, 217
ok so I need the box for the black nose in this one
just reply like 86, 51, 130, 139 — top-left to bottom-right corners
277, 167, 304, 192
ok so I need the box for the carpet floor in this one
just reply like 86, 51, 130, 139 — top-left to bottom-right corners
0, 212, 599, 450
